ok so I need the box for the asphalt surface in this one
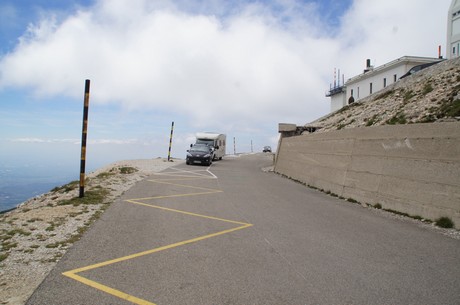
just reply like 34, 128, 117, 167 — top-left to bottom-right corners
27, 153, 460, 305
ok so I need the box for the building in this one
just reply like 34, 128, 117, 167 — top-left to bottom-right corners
447, 0, 460, 59
326, 56, 443, 112
325, 1, 455, 113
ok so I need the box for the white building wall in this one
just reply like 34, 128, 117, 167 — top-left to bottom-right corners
447, 0, 460, 59
346, 65, 409, 101
330, 93, 347, 112
342, 57, 441, 105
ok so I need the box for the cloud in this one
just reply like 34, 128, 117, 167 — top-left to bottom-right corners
336, 0, 450, 76
10, 138, 77, 143
88, 139, 146, 145
0, 0, 451, 131
8, 137, 158, 145
9, 137, 91, 145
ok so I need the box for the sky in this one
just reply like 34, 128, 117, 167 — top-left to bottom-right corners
0, 0, 452, 175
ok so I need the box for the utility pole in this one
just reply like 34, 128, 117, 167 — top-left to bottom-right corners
79, 79, 90, 198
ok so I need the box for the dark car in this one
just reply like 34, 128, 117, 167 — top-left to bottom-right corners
399, 60, 443, 79
263, 146, 272, 153
186, 144, 214, 166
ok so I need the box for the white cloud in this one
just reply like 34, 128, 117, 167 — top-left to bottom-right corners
0, 0, 451, 130
10, 138, 78, 144
11, 137, 47, 143
8, 137, 152, 145
336, 0, 450, 76
88, 139, 144, 145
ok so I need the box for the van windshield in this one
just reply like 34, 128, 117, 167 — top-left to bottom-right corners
190, 145, 210, 152
196, 139, 214, 146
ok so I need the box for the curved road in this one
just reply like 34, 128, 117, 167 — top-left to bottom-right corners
27, 153, 460, 305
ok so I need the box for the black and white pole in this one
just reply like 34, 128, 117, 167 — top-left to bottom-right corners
233, 137, 236, 155
79, 79, 90, 198
167, 121, 174, 162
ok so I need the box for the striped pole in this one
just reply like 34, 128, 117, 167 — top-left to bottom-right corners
167, 121, 174, 161
233, 137, 236, 155
79, 79, 90, 198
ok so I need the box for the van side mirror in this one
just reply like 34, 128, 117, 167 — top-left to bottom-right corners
190, 144, 193, 148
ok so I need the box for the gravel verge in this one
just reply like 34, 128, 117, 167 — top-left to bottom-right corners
0, 158, 182, 305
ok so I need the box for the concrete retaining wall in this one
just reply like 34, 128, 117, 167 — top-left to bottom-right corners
274, 122, 460, 227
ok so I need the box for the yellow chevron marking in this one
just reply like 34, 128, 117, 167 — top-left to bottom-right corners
63, 167, 252, 305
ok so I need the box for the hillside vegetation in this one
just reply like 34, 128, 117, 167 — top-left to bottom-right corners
309, 57, 460, 132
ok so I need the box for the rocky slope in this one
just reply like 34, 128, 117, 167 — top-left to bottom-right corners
309, 57, 460, 131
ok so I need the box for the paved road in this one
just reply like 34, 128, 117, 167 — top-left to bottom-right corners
27, 154, 460, 305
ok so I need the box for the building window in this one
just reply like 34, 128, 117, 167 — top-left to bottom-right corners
394, 74, 397, 82
357, 87, 360, 98
383, 78, 387, 88
370, 83, 373, 94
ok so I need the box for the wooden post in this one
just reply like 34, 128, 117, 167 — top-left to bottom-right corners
79, 79, 90, 198
167, 121, 174, 161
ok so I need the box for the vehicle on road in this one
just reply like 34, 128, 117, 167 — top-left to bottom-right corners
186, 144, 215, 166
195, 132, 226, 160
263, 146, 272, 153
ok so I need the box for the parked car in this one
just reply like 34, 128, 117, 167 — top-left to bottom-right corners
263, 146, 272, 153
186, 144, 214, 166
399, 60, 443, 79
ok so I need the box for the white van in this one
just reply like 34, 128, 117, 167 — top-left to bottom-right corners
195, 132, 226, 160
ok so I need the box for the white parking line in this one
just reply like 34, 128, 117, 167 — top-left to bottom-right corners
206, 166, 217, 179
160, 166, 217, 179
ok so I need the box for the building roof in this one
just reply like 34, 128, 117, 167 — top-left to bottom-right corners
345, 56, 442, 85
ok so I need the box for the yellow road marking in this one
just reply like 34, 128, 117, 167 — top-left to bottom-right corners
62, 168, 252, 305
156, 167, 214, 178
148, 177, 211, 181
127, 200, 249, 226
152, 174, 211, 179
147, 178, 220, 191
63, 272, 157, 305
64, 222, 251, 275
126, 190, 222, 202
